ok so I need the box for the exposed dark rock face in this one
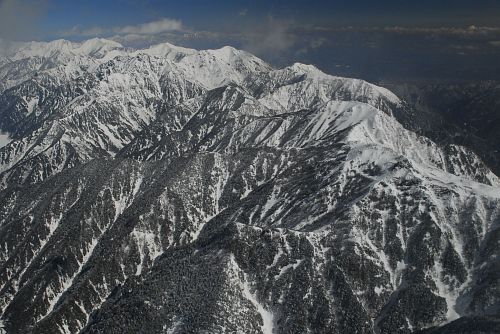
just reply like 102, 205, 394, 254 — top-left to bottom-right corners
0, 39, 498, 334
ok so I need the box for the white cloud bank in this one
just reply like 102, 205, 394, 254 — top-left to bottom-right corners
63, 18, 183, 37
114, 18, 182, 35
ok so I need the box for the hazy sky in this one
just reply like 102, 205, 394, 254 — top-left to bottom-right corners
19, 0, 500, 32
1, 0, 500, 83
0, 0, 498, 38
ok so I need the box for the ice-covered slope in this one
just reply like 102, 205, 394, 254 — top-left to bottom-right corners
0, 39, 499, 334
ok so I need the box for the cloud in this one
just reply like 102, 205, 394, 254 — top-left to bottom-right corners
449, 44, 479, 50
238, 9, 248, 17
114, 18, 182, 35
307, 25, 500, 37
107, 29, 236, 49
61, 18, 183, 38
0, 0, 48, 40
310, 37, 327, 49
62, 25, 106, 37
109, 32, 180, 48
241, 17, 296, 59
381, 25, 500, 37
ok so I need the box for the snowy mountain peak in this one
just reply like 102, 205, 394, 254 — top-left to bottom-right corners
136, 42, 196, 59
74, 38, 123, 57
8, 38, 123, 61
289, 62, 327, 77
12, 39, 74, 59
285, 62, 401, 105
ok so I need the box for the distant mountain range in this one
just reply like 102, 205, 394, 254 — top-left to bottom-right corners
0, 38, 499, 333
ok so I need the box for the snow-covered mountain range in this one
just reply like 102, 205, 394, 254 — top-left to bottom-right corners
0, 38, 499, 333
